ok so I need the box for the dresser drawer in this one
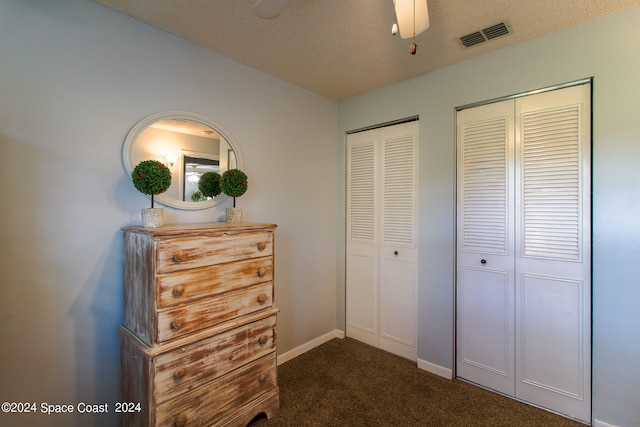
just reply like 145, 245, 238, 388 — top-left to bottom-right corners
156, 282, 273, 343
156, 231, 273, 274
157, 257, 273, 308
153, 315, 276, 405
155, 353, 278, 427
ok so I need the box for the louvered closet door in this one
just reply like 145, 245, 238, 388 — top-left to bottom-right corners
456, 99, 516, 396
456, 84, 591, 423
346, 121, 418, 361
378, 123, 418, 361
346, 130, 379, 348
514, 84, 591, 422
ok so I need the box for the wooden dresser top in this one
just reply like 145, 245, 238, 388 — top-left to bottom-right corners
122, 222, 277, 237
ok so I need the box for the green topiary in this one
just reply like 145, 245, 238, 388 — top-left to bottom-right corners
221, 169, 248, 208
131, 159, 172, 208
198, 171, 222, 199
191, 191, 205, 202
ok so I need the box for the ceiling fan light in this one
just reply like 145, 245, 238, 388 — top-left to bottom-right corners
394, 0, 429, 39
251, 0, 293, 19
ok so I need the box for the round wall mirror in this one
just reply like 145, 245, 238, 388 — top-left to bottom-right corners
122, 111, 242, 210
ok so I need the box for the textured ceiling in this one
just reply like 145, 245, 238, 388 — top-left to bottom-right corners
94, 0, 639, 101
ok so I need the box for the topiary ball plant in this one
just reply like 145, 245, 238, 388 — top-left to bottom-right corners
191, 191, 205, 202
221, 169, 248, 208
132, 159, 172, 208
198, 171, 222, 200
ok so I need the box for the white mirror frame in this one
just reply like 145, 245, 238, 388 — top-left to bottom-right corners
122, 110, 243, 210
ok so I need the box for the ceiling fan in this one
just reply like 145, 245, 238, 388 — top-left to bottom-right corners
251, 0, 429, 38
251, 0, 429, 54
251, 0, 294, 19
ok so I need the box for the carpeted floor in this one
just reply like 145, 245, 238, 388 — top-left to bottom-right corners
249, 338, 586, 427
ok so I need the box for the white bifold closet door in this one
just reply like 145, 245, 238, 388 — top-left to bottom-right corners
456, 84, 591, 423
346, 121, 418, 361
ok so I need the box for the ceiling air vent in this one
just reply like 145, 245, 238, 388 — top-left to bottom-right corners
460, 21, 512, 47
460, 31, 485, 48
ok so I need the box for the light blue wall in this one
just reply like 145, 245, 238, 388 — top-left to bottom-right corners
0, 1, 337, 425
2, 0, 639, 426
338, 6, 640, 426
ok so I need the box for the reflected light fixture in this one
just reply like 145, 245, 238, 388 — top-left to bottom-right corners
163, 153, 178, 168
393, 0, 429, 55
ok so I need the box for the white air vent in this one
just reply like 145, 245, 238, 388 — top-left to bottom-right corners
460, 21, 512, 47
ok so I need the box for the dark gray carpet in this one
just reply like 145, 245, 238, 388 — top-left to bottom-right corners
250, 338, 585, 427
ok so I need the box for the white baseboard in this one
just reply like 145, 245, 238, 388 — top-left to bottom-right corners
277, 330, 454, 382
593, 420, 619, 427
417, 358, 453, 379
277, 329, 345, 365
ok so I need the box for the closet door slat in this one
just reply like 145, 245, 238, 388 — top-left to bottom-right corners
461, 117, 509, 254
521, 105, 582, 261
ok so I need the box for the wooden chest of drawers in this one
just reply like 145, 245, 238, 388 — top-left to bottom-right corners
120, 222, 279, 426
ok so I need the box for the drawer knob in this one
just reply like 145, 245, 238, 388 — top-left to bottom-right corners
174, 415, 187, 427
257, 241, 267, 251
171, 319, 184, 331
258, 374, 267, 385
257, 294, 268, 304
172, 285, 185, 298
172, 251, 186, 263
258, 267, 267, 278
259, 335, 268, 346
173, 368, 186, 381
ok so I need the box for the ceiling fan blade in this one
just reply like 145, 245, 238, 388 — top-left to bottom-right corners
251, 0, 294, 19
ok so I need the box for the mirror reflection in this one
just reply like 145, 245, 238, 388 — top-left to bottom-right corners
123, 111, 241, 210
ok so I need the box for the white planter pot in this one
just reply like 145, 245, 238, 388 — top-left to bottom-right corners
141, 208, 164, 227
226, 207, 242, 223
